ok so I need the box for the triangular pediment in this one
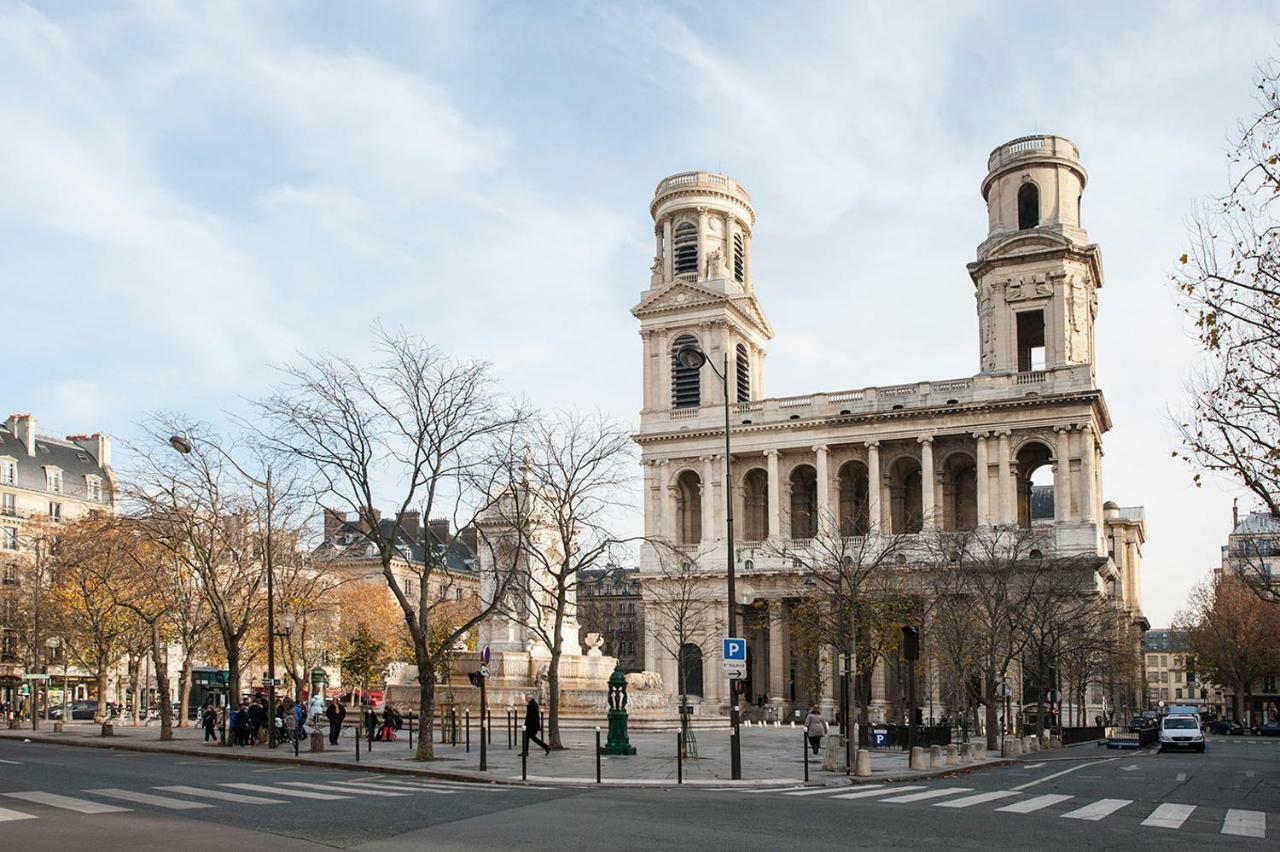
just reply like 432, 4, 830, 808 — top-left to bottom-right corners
632, 279, 774, 338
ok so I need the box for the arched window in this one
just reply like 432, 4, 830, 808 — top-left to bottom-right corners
735, 343, 750, 403
838, 461, 870, 536
789, 465, 818, 539
1015, 441, 1054, 528
675, 469, 703, 545
1018, 182, 1040, 230
889, 456, 923, 534
942, 454, 978, 532
733, 233, 745, 283
673, 222, 698, 276
679, 643, 704, 697
742, 468, 769, 541
671, 333, 701, 408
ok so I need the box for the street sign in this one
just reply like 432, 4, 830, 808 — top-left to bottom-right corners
1045, 689, 1060, 703
482, 645, 491, 666
723, 660, 747, 679
20, 673, 50, 680
995, 682, 1012, 698
480, 665, 490, 678
722, 637, 746, 662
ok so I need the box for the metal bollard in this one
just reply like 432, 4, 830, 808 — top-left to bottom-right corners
507, 710, 513, 750
466, 710, 471, 753
408, 713, 414, 750
803, 729, 809, 782
676, 731, 683, 784
521, 729, 528, 782
596, 728, 602, 784
355, 722, 360, 763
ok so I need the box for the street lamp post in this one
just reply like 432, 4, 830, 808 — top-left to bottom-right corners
44, 637, 60, 725
674, 342, 742, 780
168, 435, 279, 747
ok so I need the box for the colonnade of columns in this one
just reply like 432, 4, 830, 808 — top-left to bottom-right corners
643, 423, 1102, 545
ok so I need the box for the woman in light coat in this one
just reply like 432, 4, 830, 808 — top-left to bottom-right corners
805, 706, 828, 755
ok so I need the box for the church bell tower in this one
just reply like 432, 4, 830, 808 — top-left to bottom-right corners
631, 172, 773, 415
967, 136, 1103, 381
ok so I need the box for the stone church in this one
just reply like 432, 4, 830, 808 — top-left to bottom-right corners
633, 135, 1149, 723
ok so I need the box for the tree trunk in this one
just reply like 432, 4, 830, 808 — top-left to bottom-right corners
984, 671, 999, 751
224, 640, 240, 744
415, 665, 436, 760
178, 654, 195, 728
148, 623, 174, 741
547, 647, 563, 750
94, 648, 110, 724
127, 655, 141, 726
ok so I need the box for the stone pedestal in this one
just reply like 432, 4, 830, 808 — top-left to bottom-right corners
53, 721, 63, 733
854, 748, 872, 777
908, 746, 925, 770
100, 723, 113, 737
309, 731, 325, 752
820, 734, 846, 771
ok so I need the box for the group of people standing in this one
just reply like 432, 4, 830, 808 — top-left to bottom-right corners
201, 695, 317, 746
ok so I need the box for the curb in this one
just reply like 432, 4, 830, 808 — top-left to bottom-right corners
0, 731, 1021, 789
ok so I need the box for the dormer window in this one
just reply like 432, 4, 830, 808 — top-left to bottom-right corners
85, 476, 102, 502
0, 458, 14, 486
45, 467, 63, 494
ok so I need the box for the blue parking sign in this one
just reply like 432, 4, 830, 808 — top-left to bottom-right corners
722, 637, 746, 661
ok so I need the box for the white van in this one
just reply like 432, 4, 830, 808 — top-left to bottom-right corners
1159, 714, 1206, 753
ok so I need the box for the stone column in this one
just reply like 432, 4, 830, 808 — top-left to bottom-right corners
1079, 424, 1097, 523
818, 645, 837, 716
865, 441, 882, 531
658, 329, 671, 410
997, 431, 1013, 524
1054, 427, 1073, 523
661, 218, 673, 282
919, 436, 935, 530
719, 322, 732, 406
870, 657, 889, 722
660, 461, 676, 543
743, 228, 752, 290
974, 432, 990, 526
814, 445, 831, 537
701, 455, 717, 542
766, 449, 781, 540
643, 604, 659, 674
695, 207, 707, 281
768, 600, 787, 708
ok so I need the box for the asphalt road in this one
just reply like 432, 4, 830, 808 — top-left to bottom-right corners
0, 735, 1274, 850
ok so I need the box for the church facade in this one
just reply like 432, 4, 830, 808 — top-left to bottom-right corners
633, 135, 1149, 723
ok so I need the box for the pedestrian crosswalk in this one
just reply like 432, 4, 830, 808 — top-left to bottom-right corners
713, 783, 1270, 839
0, 776, 495, 823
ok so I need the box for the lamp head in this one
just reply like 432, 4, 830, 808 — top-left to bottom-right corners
168, 435, 193, 454
675, 343, 707, 371
280, 613, 296, 633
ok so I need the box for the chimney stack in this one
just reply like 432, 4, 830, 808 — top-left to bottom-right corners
397, 510, 421, 541
6, 414, 35, 457
358, 508, 382, 534
428, 517, 451, 545
323, 507, 346, 540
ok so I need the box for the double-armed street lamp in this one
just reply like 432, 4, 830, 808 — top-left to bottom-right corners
168, 435, 280, 747
673, 342, 743, 780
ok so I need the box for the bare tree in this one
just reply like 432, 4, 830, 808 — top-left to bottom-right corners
1174, 60, 1280, 570
488, 411, 634, 749
253, 328, 525, 760
644, 547, 723, 745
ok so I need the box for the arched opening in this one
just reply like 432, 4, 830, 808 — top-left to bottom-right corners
735, 343, 750, 403
942, 453, 978, 531
742, 468, 769, 541
1017, 182, 1040, 230
678, 643, 704, 698
675, 469, 703, 545
838, 461, 870, 536
789, 464, 818, 539
732, 233, 745, 283
673, 222, 698, 276
1015, 442, 1055, 528
889, 456, 923, 534
670, 333, 701, 408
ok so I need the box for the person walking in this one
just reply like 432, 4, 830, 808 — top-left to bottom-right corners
202, 704, 218, 742
805, 706, 827, 755
521, 694, 551, 756
324, 698, 346, 745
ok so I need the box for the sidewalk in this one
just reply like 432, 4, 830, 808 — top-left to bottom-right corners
0, 720, 1011, 787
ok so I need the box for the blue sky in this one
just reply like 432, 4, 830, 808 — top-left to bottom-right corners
4, 1, 1276, 625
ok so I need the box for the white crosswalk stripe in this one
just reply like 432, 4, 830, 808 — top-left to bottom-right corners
156, 785, 286, 804
0, 806, 37, 822
1060, 799, 1131, 821
220, 783, 351, 801
86, 788, 213, 810
881, 787, 973, 804
1222, 809, 1266, 838
996, 793, 1073, 813
831, 785, 925, 800
783, 787, 849, 796
340, 780, 459, 794
934, 790, 1021, 809
1141, 803, 1195, 830
2, 791, 129, 814
282, 782, 406, 797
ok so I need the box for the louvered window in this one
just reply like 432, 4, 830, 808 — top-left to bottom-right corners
671, 334, 701, 408
673, 223, 698, 275
735, 344, 750, 402
733, 233, 745, 282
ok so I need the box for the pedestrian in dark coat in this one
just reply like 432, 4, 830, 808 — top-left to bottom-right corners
522, 694, 551, 756
324, 699, 346, 745
202, 704, 218, 742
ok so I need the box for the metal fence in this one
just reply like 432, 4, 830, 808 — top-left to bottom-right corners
857, 724, 952, 749
1060, 726, 1105, 745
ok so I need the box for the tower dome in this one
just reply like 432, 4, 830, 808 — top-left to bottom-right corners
979, 135, 1088, 246
648, 171, 755, 292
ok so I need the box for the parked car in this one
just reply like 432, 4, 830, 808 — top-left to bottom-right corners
1250, 720, 1280, 737
48, 700, 97, 721
1159, 715, 1206, 753
1127, 716, 1155, 732
1209, 720, 1243, 735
